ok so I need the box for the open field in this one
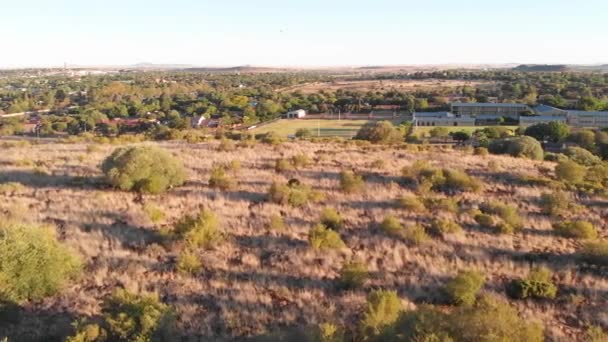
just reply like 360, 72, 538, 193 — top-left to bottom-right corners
251, 118, 405, 137
277, 79, 496, 93
0, 138, 607, 340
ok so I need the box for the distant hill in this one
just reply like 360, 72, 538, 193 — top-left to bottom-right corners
513, 64, 568, 72
513, 64, 608, 72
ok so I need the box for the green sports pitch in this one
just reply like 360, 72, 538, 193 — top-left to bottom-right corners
250, 119, 404, 137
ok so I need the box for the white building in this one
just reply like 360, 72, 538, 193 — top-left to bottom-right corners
519, 115, 567, 127
413, 112, 475, 127
283, 109, 306, 119
567, 110, 608, 128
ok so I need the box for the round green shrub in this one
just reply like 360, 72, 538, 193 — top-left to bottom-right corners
0, 222, 81, 302
555, 160, 586, 184
443, 270, 485, 306
320, 208, 343, 230
553, 220, 597, 239
354, 121, 403, 144
102, 290, 175, 341
337, 261, 368, 290
308, 224, 346, 250
580, 240, 608, 266
101, 146, 186, 194
489, 136, 543, 160
506, 267, 557, 300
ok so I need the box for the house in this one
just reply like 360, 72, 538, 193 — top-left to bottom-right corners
413, 112, 475, 127
283, 109, 306, 119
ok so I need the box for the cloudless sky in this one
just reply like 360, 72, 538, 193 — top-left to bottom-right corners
2, 0, 607, 68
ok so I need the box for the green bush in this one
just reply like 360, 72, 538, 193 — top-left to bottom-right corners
268, 181, 321, 207
176, 249, 202, 275
489, 136, 544, 160
102, 290, 175, 342
396, 195, 425, 212
479, 201, 523, 232
441, 168, 482, 192
404, 225, 429, 245
208, 163, 237, 191
0, 222, 81, 302
380, 215, 403, 236
474, 213, 495, 228
555, 160, 586, 184
402, 162, 481, 194
295, 128, 312, 139
101, 146, 186, 194
586, 325, 608, 342
580, 240, 608, 266
217, 138, 236, 152
553, 220, 597, 239
66, 321, 107, 342
423, 197, 459, 213
261, 132, 285, 145
564, 146, 602, 166
507, 267, 557, 300
309, 323, 344, 342
266, 214, 285, 231
539, 191, 573, 216
392, 295, 544, 342
274, 158, 293, 173
291, 154, 312, 168
354, 121, 403, 144
339, 171, 365, 193
320, 208, 343, 230
429, 218, 462, 236
443, 270, 485, 306
337, 261, 368, 290
174, 209, 223, 249
308, 224, 346, 250
359, 290, 402, 339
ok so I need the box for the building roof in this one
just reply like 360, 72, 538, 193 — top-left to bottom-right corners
451, 102, 529, 108
520, 115, 567, 121
413, 111, 454, 118
533, 104, 565, 113
568, 110, 608, 116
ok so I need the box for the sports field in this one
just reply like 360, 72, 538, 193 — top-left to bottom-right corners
251, 119, 404, 137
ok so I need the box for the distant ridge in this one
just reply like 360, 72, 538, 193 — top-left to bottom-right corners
513, 64, 568, 72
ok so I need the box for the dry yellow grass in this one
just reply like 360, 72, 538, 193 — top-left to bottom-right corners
0, 138, 606, 340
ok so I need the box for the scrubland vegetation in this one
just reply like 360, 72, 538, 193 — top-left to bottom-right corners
0, 132, 607, 341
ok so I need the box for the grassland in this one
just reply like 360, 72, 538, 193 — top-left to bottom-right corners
0, 138, 606, 340
252, 119, 404, 137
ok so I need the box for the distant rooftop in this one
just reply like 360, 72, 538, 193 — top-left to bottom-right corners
533, 104, 565, 113
452, 102, 529, 108
413, 111, 454, 118
567, 110, 608, 116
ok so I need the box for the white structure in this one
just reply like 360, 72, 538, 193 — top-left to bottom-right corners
413, 112, 475, 126
519, 115, 567, 127
283, 109, 306, 119
567, 110, 608, 128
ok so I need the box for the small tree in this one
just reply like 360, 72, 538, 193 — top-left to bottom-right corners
339, 171, 365, 193
507, 267, 557, 300
101, 146, 186, 194
102, 290, 175, 341
337, 261, 368, 290
354, 121, 403, 144
0, 223, 82, 302
174, 209, 223, 249
359, 290, 402, 339
555, 160, 586, 184
443, 270, 485, 306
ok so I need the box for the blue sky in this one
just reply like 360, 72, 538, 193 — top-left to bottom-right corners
2, 0, 607, 67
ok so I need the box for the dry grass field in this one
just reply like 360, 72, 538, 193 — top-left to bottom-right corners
277, 79, 495, 93
0, 138, 606, 341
